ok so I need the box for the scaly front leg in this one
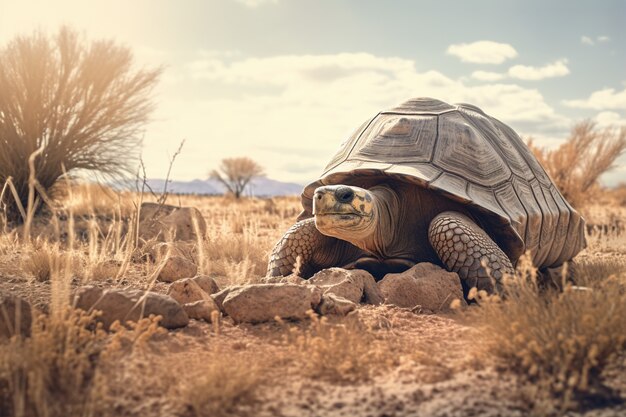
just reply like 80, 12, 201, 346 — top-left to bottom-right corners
267, 218, 363, 278
428, 211, 515, 294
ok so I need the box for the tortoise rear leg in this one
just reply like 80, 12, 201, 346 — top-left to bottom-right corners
428, 211, 515, 294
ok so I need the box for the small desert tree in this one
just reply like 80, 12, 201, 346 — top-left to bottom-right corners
528, 120, 626, 208
0, 27, 161, 221
210, 157, 265, 199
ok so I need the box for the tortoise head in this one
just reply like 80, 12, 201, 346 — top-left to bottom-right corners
312, 185, 376, 242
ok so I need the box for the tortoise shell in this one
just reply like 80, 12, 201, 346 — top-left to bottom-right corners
299, 98, 586, 268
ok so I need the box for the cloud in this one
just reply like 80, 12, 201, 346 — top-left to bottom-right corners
145, 52, 570, 183
581, 35, 611, 46
446, 41, 518, 64
563, 87, 626, 110
581, 36, 595, 46
471, 70, 506, 81
233, 0, 279, 7
594, 111, 626, 127
508, 59, 570, 80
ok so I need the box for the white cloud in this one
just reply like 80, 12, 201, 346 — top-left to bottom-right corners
594, 111, 626, 127
581, 36, 595, 46
563, 87, 626, 110
471, 70, 506, 81
581, 35, 611, 46
234, 0, 279, 7
508, 59, 570, 80
143, 52, 569, 183
446, 41, 518, 64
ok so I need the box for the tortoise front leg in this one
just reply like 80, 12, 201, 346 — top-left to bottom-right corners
428, 211, 515, 294
267, 218, 362, 278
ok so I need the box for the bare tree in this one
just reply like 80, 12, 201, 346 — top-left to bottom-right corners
0, 27, 161, 221
210, 157, 265, 199
528, 120, 626, 208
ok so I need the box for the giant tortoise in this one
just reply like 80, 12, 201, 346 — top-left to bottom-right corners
267, 98, 586, 293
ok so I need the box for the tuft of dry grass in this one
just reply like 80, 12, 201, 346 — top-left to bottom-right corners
283, 312, 392, 384
181, 350, 263, 417
473, 258, 626, 414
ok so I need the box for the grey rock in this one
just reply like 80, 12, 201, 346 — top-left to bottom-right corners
157, 256, 197, 283
309, 268, 364, 303
167, 276, 219, 305
377, 263, 465, 312
74, 286, 189, 329
211, 286, 242, 312
183, 299, 220, 322
138, 202, 207, 242
316, 293, 357, 316
222, 283, 322, 324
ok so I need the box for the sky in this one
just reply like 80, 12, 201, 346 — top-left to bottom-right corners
1, 0, 625, 185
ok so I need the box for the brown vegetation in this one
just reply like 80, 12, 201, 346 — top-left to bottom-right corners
210, 157, 265, 199
472, 254, 626, 415
528, 120, 626, 208
0, 27, 160, 221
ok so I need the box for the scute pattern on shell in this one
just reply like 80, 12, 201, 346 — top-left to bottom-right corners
298, 97, 586, 269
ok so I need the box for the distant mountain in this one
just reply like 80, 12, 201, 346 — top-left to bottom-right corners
134, 177, 303, 197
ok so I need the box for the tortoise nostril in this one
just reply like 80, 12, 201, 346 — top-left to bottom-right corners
314, 192, 322, 200
335, 187, 355, 203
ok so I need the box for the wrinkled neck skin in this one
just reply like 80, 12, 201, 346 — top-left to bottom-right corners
351, 185, 399, 258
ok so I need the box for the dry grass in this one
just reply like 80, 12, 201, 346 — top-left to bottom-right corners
282, 312, 393, 384
0, 308, 106, 417
528, 120, 626, 208
181, 350, 263, 417
473, 256, 626, 415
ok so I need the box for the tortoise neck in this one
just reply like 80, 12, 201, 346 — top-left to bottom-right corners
355, 185, 399, 257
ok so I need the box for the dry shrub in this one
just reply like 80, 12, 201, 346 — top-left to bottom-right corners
474, 259, 626, 414
284, 313, 390, 383
182, 350, 262, 417
0, 308, 106, 417
0, 27, 160, 221
528, 120, 626, 208
0, 309, 165, 417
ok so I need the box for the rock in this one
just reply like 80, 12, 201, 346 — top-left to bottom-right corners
148, 241, 195, 262
74, 286, 189, 329
183, 299, 220, 322
261, 274, 307, 285
192, 275, 220, 295
309, 268, 363, 303
138, 202, 207, 242
167, 276, 219, 305
316, 293, 357, 316
0, 295, 32, 339
222, 284, 322, 324
361, 273, 384, 305
211, 286, 242, 312
377, 263, 465, 312
157, 256, 197, 282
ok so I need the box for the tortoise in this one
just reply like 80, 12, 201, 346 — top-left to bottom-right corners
267, 97, 586, 293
